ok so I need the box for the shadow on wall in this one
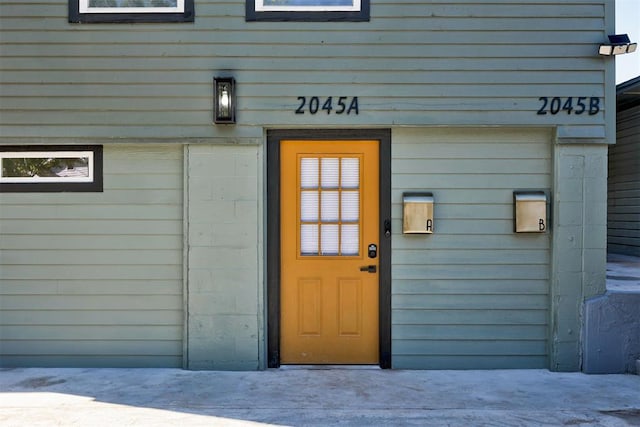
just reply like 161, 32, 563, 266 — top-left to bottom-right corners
583, 253, 640, 373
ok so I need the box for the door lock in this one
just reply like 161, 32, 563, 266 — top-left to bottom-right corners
359, 265, 377, 273
368, 244, 377, 258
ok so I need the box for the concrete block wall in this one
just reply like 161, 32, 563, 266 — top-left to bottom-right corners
185, 144, 263, 370
583, 292, 640, 373
551, 143, 608, 371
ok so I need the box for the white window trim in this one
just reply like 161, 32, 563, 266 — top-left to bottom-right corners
0, 151, 94, 184
79, 0, 185, 14
255, 0, 360, 12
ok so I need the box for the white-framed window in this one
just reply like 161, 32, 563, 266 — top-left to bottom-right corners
0, 146, 103, 192
69, 0, 194, 23
256, 0, 360, 12
247, 0, 369, 21
79, 0, 183, 14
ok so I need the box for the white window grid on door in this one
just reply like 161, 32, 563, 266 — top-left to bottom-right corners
299, 156, 360, 256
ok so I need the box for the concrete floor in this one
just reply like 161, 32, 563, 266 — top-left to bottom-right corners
607, 253, 640, 292
1, 367, 639, 426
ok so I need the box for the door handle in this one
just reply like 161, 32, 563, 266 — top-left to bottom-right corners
359, 265, 377, 273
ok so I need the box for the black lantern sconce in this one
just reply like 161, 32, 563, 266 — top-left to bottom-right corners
214, 76, 236, 124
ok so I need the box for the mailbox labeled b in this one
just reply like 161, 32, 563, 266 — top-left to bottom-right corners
514, 191, 548, 233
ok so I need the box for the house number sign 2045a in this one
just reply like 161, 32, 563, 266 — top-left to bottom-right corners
295, 96, 359, 115
537, 96, 600, 115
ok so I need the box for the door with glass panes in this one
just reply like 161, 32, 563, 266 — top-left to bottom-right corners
280, 140, 379, 364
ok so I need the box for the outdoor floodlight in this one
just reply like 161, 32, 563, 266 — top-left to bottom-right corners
598, 34, 637, 56
214, 76, 236, 124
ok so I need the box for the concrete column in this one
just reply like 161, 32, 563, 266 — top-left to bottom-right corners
185, 144, 262, 370
550, 143, 608, 371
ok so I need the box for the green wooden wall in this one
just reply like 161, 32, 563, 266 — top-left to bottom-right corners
608, 105, 640, 256
391, 128, 552, 369
0, 0, 614, 370
0, 145, 184, 367
0, 0, 612, 143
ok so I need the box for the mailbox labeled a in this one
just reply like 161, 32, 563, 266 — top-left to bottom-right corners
403, 192, 434, 234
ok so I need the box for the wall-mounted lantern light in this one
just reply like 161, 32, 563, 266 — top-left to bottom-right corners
599, 34, 637, 56
214, 76, 236, 124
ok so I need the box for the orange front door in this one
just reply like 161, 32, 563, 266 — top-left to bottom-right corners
280, 140, 379, 364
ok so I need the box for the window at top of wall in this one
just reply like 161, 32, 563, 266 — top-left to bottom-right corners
0, 146, 103, 193
69, 0, 194, 23
246, 0, 369, 21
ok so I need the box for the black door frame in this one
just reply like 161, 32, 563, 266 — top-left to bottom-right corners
266, 129, 392, 368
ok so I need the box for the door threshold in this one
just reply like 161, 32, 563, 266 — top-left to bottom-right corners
278, 365, 382, 370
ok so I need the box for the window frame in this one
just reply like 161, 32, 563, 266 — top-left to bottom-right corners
246, 0, 369, 22
0, 145, 103, 193
69, 0, 194, 24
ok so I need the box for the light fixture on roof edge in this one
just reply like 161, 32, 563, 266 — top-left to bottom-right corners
599, 34, 637, 56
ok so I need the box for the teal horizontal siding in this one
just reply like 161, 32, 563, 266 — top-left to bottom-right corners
0, 145, 184, 368
1, 280, 181, 295
394, 279, 549, 295
0, 235, 182, 250
391, 128, 551, 369
1, 325, 183, 340
0, 1, 608, 142
393, 309, 548, 325
393, 355, 548, 370
0, 356, 182, 368
1, 310, 183, 325
608, 105, 640, 256
0, 340, 182, 355
393, 294, 548, 310
394, 340, 547, 356
394, 324, 548, 341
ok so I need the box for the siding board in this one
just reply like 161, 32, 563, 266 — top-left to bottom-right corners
393, 309, 548, 325
393, 325, 548, 341
394, 280, 549, 295
1, 220, 183, 235
394, 340, 547, 356
392, 355, 548, 370
0, 2, 608, 142
393, 294, 549, 310
0, 235, 182, 250
1, 310, 182, 325
0, 145, 184, 367
392, 128, 551, 369
0, 57, 604, 72
1, 326, 183, 340
394, 249, 549, 265
0, 340, 182, 355
1, 280, 181, 295
608, 104, 640, 256
0, 355, 181, 368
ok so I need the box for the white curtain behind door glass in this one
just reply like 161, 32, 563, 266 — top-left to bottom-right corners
321, 224, 339, 255
300, 191, 319, 222
321, 158, 339, 188
300, 158, 319, 188
300, 156, 360, 256
321, 191, 339, 221
341, 158, 359, 188
341, 191, 359, 222
301, 224, 319, 255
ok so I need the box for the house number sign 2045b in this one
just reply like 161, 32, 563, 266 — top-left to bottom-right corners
537, 96, 600, 115
295, 96, 359, 115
